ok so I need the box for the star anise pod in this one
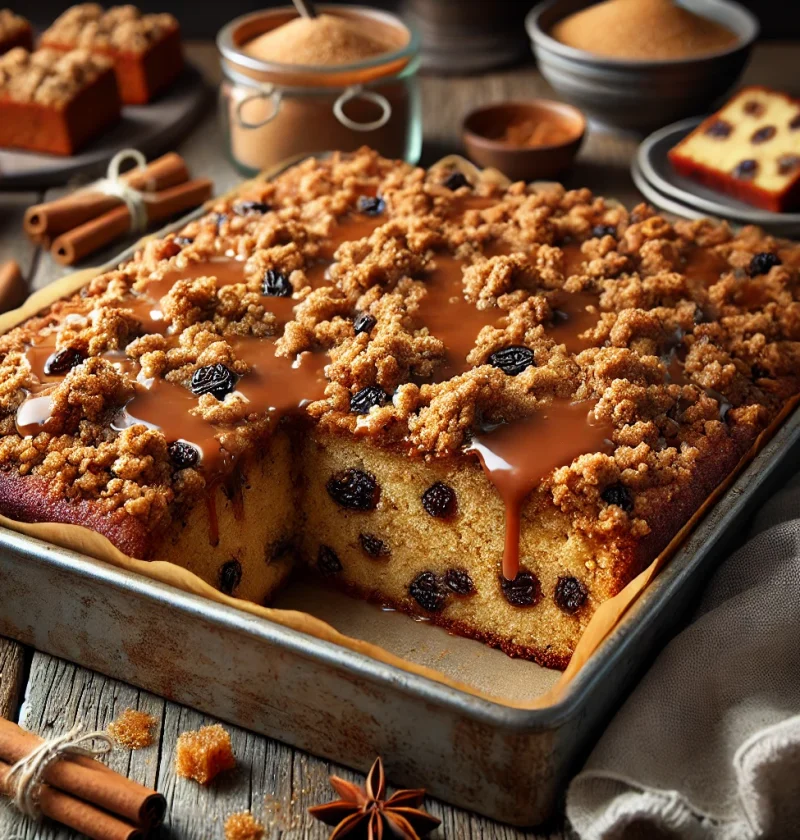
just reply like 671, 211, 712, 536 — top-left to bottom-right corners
308, 757, 441, 840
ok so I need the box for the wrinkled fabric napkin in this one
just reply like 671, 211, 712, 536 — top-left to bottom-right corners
567, 473, 800, 840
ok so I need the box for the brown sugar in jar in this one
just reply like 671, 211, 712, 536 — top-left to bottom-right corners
551, 0, 738, 61
217, 7, 422, 174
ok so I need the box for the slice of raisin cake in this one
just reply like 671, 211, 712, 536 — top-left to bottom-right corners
669, 85, 800, 212
1, 149, 798, 669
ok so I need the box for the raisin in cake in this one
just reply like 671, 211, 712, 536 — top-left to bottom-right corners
0, 47, 121, 155
669, 86, 800, 213
0, 10, 32, 56
1, 149, 799, 669
41, 4, 183, 104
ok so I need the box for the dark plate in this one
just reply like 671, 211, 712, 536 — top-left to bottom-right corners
636, 117, 800, 236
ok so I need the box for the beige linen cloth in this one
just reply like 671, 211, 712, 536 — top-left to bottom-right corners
567, 473, 800, 840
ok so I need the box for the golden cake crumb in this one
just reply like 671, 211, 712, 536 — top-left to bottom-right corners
175, 724, 236, 785
224, 811, 265, 840
108, 708, 157, 750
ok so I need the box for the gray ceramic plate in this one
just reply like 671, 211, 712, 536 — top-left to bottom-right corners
0, 64, 209, 190
632, 158, 800, 237
636, 117, 800, 235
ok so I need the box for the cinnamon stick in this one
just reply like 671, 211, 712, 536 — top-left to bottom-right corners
0, 718, 165, 829
51, 178, 213, 266
0, 761, 144, 840
0, 260, 27, 313
24, 152, 190, 240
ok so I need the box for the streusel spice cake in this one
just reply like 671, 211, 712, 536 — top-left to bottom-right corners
0, 47, 121, 155
41, 4, 183, 104
1, 149, 798, 668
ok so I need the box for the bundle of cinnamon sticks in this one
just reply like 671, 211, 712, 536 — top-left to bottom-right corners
0, 717, 165, 839
24, 152, 212, 266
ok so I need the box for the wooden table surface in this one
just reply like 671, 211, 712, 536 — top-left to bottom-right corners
0, 40, 797, 840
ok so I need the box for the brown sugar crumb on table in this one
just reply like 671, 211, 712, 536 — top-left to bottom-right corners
107, 708, 157, 750
225, 811, 265, 840
175, 724, 236, 785
0, 148, 798, 670
0, 47, 121, 154
41, 4, 184, 104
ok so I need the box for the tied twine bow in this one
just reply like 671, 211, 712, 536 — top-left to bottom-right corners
93, 148, 150, 233
6, 723, 112, 820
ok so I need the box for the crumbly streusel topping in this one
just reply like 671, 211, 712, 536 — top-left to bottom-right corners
0, 9, 28, 40
42, 4, 179, 54
1, 148, 798, 548
0, 47, 112, 106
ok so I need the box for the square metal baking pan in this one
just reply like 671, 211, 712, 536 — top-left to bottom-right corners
1, 199, 799, 828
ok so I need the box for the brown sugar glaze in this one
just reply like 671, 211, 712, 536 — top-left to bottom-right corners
468, 401, 614, 580
15, 213, 385, 461
412, 235, 609, 579
18, 257, 328, 477
416, 253, 505, 379
17, 201, 613, 576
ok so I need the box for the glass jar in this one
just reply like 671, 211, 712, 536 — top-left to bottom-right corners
217, 6, 422, 175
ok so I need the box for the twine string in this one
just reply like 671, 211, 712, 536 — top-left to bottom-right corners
93, 148, 149, 233
5, 723, 112, 820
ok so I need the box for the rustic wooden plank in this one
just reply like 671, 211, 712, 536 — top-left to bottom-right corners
0, 651, 165, 839
155, 702, 364, 838
0, 647, 573, 839
0, 638, 27, 722
155, 698, 572, 839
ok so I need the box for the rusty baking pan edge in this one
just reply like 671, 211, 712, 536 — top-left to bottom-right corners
2, 399, 799, 720
1, 160, 799, 824
1, 405, 797, 827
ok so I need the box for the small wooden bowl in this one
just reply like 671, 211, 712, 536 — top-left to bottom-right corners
462, 100, 586, 182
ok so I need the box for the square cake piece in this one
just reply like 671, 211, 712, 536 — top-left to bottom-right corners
0, 47, 121, 155
0, 10, 33, 55
41, 4, 183, 105
668, 85, 800, 212
0, 150, 798, 669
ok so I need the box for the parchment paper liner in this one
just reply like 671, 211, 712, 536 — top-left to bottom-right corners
1, 155, 795, 711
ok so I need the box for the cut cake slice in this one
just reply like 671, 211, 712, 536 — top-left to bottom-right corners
668, 85, 800, 212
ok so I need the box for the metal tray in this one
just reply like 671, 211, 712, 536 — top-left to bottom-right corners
1, 199, 799, 827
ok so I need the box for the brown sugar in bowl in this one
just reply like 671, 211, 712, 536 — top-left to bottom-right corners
526, 0, 758, 133
462, 100, 585, 182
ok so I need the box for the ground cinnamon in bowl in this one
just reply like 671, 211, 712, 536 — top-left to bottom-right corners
551, 0, 738, 61
499, 117, 574, 147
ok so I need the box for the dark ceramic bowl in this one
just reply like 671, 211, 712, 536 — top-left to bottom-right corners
462, 99, 586, 181
526, 0, 759, 134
